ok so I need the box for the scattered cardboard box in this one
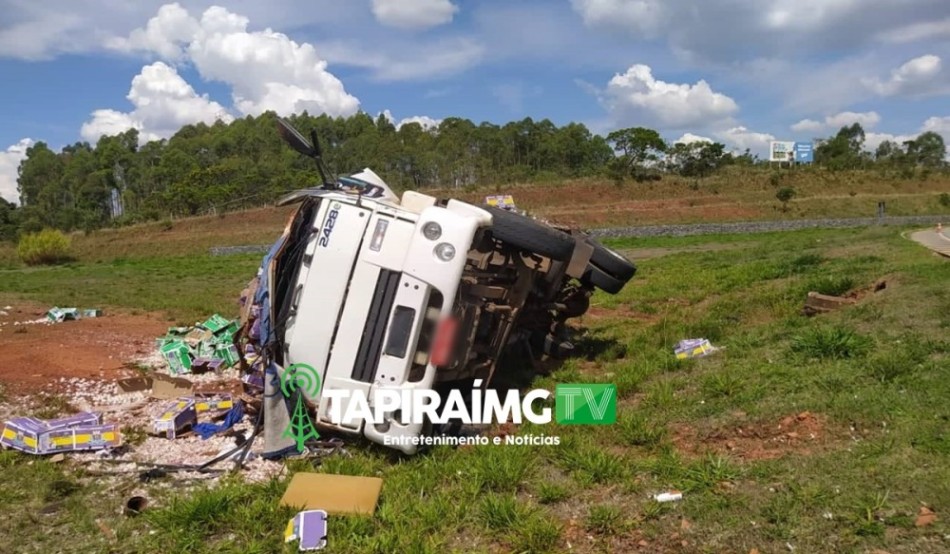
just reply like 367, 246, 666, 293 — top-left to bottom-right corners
675, 338, 717, 359
279, 473, 383, 516
154, 314, 241, 374
46, 307, 101, 323
194, 393, 233, 413
284, 510, 328, 551
152, 399, 197, 439
484, 194, 517, 210
1, 412, 121, 454
161, 340, 193, 374
192, 357, 225, 374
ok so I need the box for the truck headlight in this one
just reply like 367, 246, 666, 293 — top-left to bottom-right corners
422, 222, 442, 240
434, 242, 456, 261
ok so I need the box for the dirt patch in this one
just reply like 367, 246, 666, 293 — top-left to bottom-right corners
673, 412, 838, 461
0, 302, 167, 395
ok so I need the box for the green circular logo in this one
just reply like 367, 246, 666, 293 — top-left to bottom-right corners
280, 363, 322, 398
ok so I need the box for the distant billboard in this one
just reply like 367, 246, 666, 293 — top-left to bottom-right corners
794, 142, 814, 163
770, 141, 795, 163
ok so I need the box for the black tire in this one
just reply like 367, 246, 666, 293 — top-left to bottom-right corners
582, 264, 625, 294
589, 240, 637, 281
486, 206, 575, 261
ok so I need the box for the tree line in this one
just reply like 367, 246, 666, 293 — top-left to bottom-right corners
5, 111, 946, 241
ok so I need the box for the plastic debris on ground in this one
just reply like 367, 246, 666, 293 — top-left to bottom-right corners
155, 314, 240, 375
193, 401, 244, 439
654, 491, 683, 503
285, 510, 328, 551
674, 338, 718, 359
1, 411, 122, 454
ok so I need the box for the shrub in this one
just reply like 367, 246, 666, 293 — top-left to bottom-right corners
787, 253, 824, 274
791, 325, 871, 359
939, 192, 950, 208
776, 186, 796, 203
17, 229, 71, 266
806, 275, 855, 296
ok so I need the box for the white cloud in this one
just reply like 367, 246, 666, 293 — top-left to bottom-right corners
81, 110, 143, 142
0, 139, 34, 204
790, 119, 824, 133
863, 55, 945, 96
569, 0, 950, 63
81, 62, 232, 143
864, 132, 916, 152
674, 133, 712, 144
922, 116, 950, 135
186, 7, 359, 116
791, 111, 881, 133
318, 37, 483, 81
602, 64, 738, 129
570, 0, 667, 38
0, 1, 361, 61
714, 126, 775, 153
380, 110, 442, 130
107, 4, 360, 117
398, 115, 442, 130
371, 0, 458, 30
105, 3, 198, 60
826, 111, 881, 129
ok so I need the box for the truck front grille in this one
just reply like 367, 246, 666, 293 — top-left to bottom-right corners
351, 269, 402, 383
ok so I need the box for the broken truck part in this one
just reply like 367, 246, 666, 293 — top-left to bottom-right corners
240, 118, 637, 455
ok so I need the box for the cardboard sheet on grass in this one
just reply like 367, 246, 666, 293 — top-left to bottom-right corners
280, 473, 382, 515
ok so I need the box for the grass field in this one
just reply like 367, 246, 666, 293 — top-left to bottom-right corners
0, 224, 947, 553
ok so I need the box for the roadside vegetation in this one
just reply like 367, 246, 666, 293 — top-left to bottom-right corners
4, 109, 948, 240
0, 225, 946, 552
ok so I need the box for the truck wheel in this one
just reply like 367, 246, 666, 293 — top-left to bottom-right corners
589, 240, 637, 281
582, 264, 626, 294
486, 206, 575, 261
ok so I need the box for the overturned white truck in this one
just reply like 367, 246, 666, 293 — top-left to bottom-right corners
247, 119, 636, 456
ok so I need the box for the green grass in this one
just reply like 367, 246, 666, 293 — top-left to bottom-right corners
0, 254, 261, 322
0, 225, 948, 552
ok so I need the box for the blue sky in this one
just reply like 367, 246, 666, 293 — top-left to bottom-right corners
2, 0, 950, 202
